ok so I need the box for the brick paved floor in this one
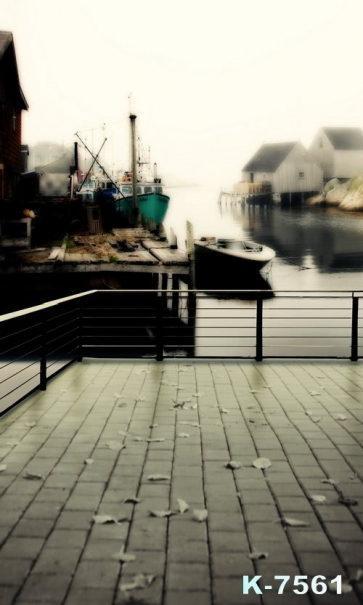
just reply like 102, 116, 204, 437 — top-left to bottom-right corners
0, 359, 363, 605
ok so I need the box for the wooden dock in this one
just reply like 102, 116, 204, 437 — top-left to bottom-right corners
0, 229, 190, 275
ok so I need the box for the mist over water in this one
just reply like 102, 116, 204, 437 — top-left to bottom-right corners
165, 184, 363, 292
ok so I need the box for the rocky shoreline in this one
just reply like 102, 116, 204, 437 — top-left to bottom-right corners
309, 175, 363, 211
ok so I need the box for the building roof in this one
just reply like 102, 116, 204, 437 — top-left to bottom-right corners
243, 142, 298, 172
0, 31, 28, 110
322, 127, 363, 150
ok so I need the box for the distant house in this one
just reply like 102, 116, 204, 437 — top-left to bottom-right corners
0, 31, 28, 199
309, 127, 363, 181
237, 141, 323, 198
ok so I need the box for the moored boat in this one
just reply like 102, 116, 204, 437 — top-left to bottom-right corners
194, 237, 276, 273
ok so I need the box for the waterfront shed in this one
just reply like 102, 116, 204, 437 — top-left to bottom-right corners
239, 141, 323, 197
309, 127, 363, 181
0, 31, 28, 200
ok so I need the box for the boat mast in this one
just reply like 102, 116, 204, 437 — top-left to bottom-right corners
130, 113, 139, 227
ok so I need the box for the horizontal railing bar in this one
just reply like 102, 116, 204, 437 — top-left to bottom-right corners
0, 370, 40, 400
0, 357, 41, 386
0, 337, 42, 362
0, 291, 96, 323
0, 322, 43, 342
46, 324, 79, 345
0, 345, 42, 372
46, 336, 79, 359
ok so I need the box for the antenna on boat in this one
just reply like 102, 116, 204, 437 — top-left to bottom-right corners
129, 113, 139, 227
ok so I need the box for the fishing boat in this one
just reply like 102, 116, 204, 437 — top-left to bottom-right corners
194, 237, 276, 273
112, 114, 170, 228
76, 113, 170, 229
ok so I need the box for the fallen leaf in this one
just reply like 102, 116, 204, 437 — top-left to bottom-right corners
338, 494, 358, 506
114, 392, 123, 398
112, 546, 136, 563
24, 422, 36, 428
133, 436, 145, 442
253, 457, 271, 470
6, 440, 20, 447
328, 581, 352, 594
335, 414, 347, 421
123, 497, 141, 504
310, 494, 327, 503
118, 430, 128, 436
263, 385, 272, 389
224, 460, 242, 470
92, 514, 127, 524
120, 573, 156, 592
177, 498, 189, 514
106, 441, 126, 451
84, 459, 94, 465
248, 551, 269, 560
177, 433, 190, 438
146, 438, 165, 443
281, 517, 310, 527
321, 478, 339, 485
309, 391, 322, 396
118, 402, 127, 408
173, 399, 186, 409
220, 408, 229, 414
176, 386, 185, 390
190, 404, 198, 410
250, 390, 260, 394
350, 569, 363, 583
179, 421, 201, 428
192, 392, 205, 398
149, 424, 159, 429
193, 509, 208, 522
149, 509, 174, 518
147, 474, 171, 481
305, 410, 314, 416
23, 472, 44, 481
135, 395, 145, 402
0, 464, 7, 472
311, 416, 322, 423
350, 473, 359, 481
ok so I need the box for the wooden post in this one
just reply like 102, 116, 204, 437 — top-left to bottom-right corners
256, 296, 263, 361
40, 313, 47, 390
130, 114, 139, 227
170, 228, 178, 249
172, 274, 179, 317
186, 221, 195, 289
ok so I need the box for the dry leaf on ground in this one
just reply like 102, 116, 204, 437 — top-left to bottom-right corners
335, 414, 347, 421
146, 438, 165, 443
23, 472, 44, 481
123, 497, 141, 504
24, 422, 36, 428
338, 494, 358, 506
179, 421, 201, 428
177, 498, 189, 514
119, 573, 156, 592
147, 474, 171, 482
112, 546, 136, 563
224, 460, 242, 470
84, 459, 94, 465
192, 392, 205, 398
193, 509, 208, 522
92, 514, 127, 524
149, 509, 174, 518
328, 581, 352, 594
106, 441, 126, 451
135, 395, 145, 402
220, 408, 229, 414
310, 494, 327, 503
253, 457, 271, 470
149, 424, 159, 429
177, 433, 190, 438
309, 391, 322, 396
321, 478, 339, 485
281, 517, 310, 527
0, 464, 7, 472
248, 551, 269, 560
6, 440, 20, 447
114, 392, 123, 398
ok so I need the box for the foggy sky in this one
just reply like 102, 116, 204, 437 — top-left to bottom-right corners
2, 0, 363, 187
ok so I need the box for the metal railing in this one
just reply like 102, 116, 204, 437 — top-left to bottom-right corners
1, 289, 362, 414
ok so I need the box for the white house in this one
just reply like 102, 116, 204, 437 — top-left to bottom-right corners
309, 127, 363, 181
237, 141, 323, 196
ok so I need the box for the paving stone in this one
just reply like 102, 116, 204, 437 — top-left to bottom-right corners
19, 573, 72, 604
33, 547, 81, 574
0, 537, 44, 560
0, 558, 32, 586
166, 562, 210, 591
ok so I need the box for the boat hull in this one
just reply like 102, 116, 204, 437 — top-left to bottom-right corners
114, 192, 169, 225
194, 240, 275, 274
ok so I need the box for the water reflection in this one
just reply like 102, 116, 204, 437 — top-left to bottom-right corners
222, 201, 363, 273
195, 264, 274, 300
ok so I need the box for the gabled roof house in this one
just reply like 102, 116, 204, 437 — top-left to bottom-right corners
239, 141, 323, 195
309, 127, 363, 181
0, 31, 28, 200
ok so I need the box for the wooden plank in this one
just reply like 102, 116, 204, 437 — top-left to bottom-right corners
48, 247, 61, 260
148, 248, 188, 265
141, 239, 170, 250
112, 250, 158, 265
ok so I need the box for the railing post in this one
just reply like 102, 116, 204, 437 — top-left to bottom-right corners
40, 312, 47, 390
156, 292, 164, 361
351, 294, 359, 361
78, 301, 83, 362
256, 296, 263, 361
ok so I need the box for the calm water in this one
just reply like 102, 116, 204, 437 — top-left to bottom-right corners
164, 184, 363, 357
165, 184, 363, 291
